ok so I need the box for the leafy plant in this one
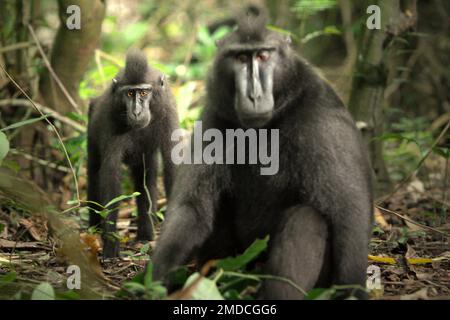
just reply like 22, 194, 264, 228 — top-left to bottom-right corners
118, 263, 167, 300
31, 282, 55, 300
0, 131, 9, 165
217, 236, 269, 271
183, 272, 224, 300
292, 0, 337, 18
185, 25, 232, 80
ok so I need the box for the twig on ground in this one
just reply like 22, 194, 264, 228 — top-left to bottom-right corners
376, 205, 448, 236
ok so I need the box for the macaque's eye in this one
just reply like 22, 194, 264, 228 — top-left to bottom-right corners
257, 50, 270, 62
140, 90, 148, 97
127, 90, 134, 97
236, 53, 249, 63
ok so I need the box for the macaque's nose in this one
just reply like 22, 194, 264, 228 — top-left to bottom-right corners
133, 102, 143, 117
248, 59, 262, 103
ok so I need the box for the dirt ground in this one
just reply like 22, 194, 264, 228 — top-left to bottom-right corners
0, 176, 449, 300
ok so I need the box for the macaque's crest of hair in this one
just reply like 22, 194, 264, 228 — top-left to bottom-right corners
237, 4, 268, 42
124, 48, 149, 84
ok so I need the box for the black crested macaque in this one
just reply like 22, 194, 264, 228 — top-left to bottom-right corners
152, 7, 373, 299
88, 49, 179, 258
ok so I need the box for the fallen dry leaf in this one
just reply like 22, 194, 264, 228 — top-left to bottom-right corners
400, 288, 429, 300
0, 238, 45, 249
374, 206, 391, 230
19, 215, 48, 241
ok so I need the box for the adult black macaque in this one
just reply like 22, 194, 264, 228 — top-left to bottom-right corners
152, 7, 373, 299
88, 49, 179, 258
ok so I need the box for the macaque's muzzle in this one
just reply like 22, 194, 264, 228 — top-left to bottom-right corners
234, 57, 274, 128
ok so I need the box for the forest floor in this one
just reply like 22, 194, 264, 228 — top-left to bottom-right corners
0, 173, 449, 300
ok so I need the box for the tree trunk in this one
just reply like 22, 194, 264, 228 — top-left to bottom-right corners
39, 0, 106, 114
348, 0, 417, 196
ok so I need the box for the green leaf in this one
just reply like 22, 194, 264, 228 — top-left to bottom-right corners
0, 131, 9, 165
217, 236, 269, 271
147, 282, 167, 299
183, 273, 224, 300
305, 287, 335, 300
104, 192, 140, 209
123, 22, 148, 45
266, 25, 299, 41
31, 282, 55, 300
123, 282, 146, 295
144, 263, 153, 289
301, 25, 341, 44
140, 242, 151, 255
56, 290, 80, 300
1, 114, 51, 132
155, 208, 165, 221
433, 147, 450, 159
0, 272, 16, 288
197, 26, 213, 46
211, 26, 232, 41
293, 0, 337, 17
167, 267, 189, 288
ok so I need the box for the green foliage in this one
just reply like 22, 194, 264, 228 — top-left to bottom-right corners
433, 147, 450, 159
380, 113, 434, 182
102, 19, 149, 53
212, 237, 270, 299
117, 237, 269, 300
293, 0, 337, 17
305, 286, 363, 300
0, 271, 17, 289
301, 25, 341, 44
60, 133, 87, 170
0, 114, 55, 166
31, 282, 55, 300
104, 191, 140, 209
217, 236, 269, 271
118, 263, 167, 299
70, 192, 140, 220
185, 26, 231, 80
55, 290, 81, 300
183, 273, 224, 300
80, 63, 121, 99
0, 114, 51, 132
0, 131, 9, 165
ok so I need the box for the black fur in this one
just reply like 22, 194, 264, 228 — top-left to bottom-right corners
87, 49, 179, 258
153, 9, 373, 299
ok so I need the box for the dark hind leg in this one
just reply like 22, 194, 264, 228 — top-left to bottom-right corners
131, 152, 158, 241
259, 206, 330, 299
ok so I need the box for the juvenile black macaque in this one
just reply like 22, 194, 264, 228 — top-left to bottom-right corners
152, 7, 373, 299
88, 49, 179, 258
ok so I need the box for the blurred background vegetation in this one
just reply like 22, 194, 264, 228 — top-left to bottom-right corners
0, 0, 449, 300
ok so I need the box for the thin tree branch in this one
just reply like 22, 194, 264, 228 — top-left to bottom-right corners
376, 205, 448, 236
0, 99, 86, 133
0, 63, 81, 204
0, 42, 33, 54
27, 24, 82, 114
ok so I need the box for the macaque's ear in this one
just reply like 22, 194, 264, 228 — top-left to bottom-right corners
160, 75, 165, 88
285, 35, 292, 45
112, 78, 118, 92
